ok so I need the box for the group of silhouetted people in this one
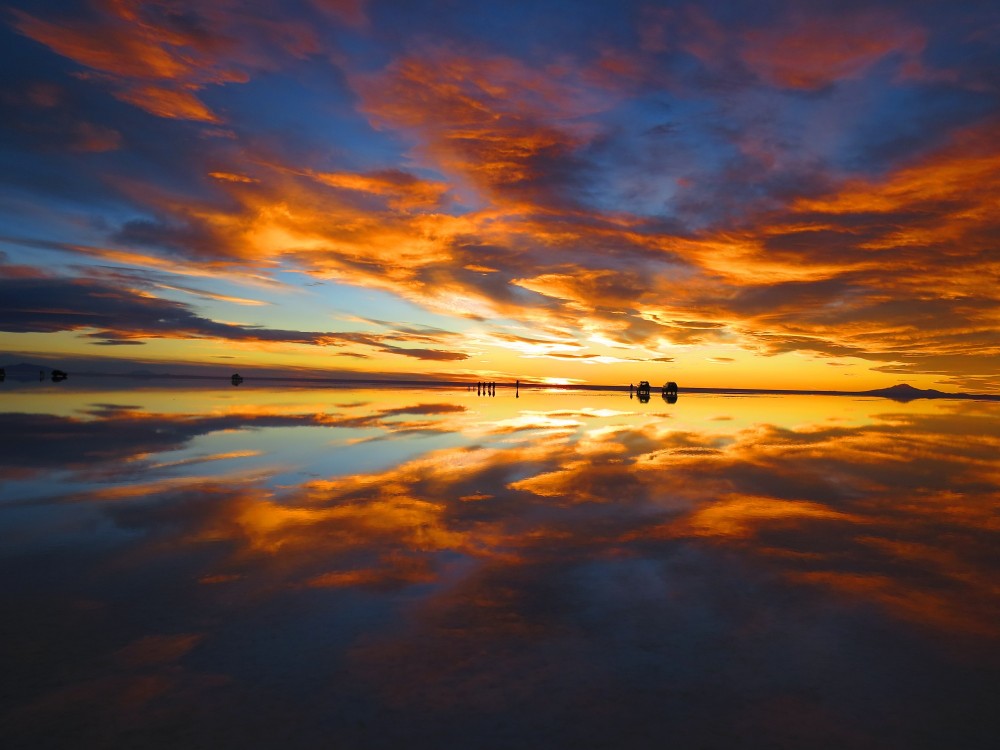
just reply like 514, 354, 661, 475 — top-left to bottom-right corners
465, 380, 522, 397
473, 381, 496, 396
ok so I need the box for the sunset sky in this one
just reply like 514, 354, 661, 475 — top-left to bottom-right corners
2, 0, 998, 391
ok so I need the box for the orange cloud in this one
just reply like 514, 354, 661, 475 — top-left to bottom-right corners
87, 115, 999, 389
310, 169, 449, 209
209, 172, 259, 184
28, 25, 989, 391
353, 49, 613, 206
11, 0, 324, 122
113, 85, 222, 123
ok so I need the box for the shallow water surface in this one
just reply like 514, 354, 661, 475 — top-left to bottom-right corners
1, 383, 998, 748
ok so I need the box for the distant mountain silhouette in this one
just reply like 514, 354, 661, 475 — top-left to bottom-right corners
859, 383, 996, 402
2, 362, 53, 381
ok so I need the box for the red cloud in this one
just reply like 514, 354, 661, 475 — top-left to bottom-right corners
669, 6, 929, 91
741, 10, 926, 90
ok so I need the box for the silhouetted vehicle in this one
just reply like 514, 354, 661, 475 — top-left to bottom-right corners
637, 380, 651, 398
51, 369, 67, 382
662, 381, 677, 397
231, 373, 244, 386
0, 367, 4, 382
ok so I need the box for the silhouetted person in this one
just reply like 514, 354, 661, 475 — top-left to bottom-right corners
477, 382, 481, 395
39, 370, 44, 381
516, 379, 519, 398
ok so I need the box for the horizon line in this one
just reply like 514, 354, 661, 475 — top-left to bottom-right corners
3, 367, 998, 401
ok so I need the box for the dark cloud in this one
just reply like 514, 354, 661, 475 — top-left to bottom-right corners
0, 269, 468, 360
0, 272, 332, 344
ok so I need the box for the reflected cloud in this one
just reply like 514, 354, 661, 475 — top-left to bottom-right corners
0, 397, 467, 483
2, 388, 998, 745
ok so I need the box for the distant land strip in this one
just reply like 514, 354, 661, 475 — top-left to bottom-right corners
2, 361, 998, 402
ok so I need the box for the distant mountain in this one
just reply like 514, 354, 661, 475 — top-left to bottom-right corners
860, 383, 998, 402
2, 362, 54, 381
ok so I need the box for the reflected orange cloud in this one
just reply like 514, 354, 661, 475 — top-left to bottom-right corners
6, 388, 999, 746
115, 633, 204, 669
677, 495, 857, 538
57, 399, 997, 635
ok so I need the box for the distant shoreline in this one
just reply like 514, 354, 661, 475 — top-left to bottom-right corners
2, 366, 998, 402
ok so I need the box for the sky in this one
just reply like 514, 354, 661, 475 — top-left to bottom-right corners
1, 0, 998, 391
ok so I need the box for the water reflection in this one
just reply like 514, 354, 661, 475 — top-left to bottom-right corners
1, 385, 998, 748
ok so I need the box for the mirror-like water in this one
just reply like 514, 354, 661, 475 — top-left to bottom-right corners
2, 383, 998, 748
